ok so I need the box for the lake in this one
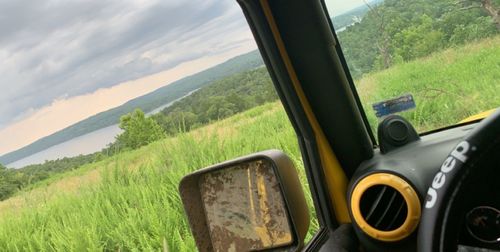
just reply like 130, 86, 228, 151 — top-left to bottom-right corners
7, 125, 122, 168
7, 90, 199, 168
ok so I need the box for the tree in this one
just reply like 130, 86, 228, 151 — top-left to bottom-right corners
364, 1, 393, 69
457, 0, 500, 30
393, 15, 445, 61
115, 109, 166, 150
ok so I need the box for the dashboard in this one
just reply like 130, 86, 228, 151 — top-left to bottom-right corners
347, 122, 500, 251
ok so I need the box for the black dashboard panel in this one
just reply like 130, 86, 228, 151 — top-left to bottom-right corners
352, 123, 475, 199
347, 123, 499, 251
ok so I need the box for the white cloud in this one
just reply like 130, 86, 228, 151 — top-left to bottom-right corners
0, 0, 251, 128
0, 0, 257, 154
0, 44, 256, 155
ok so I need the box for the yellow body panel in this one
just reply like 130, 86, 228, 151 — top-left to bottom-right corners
460, 109, 497, 123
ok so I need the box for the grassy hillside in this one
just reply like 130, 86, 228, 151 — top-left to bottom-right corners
0, 50, 264, 166
358, 36, 500, 132
0, 37, 498, 250
0, 103, 319, 251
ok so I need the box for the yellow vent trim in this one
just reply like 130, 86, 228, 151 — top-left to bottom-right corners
350, 173, 421, 242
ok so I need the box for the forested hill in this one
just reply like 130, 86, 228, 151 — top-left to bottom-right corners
152, 67, 277, 135
0, 50, 264, 165
337, 0, 499, 79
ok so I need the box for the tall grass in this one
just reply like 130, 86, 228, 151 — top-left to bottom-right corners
0, 103, 319, 251
358, 35, 500, 132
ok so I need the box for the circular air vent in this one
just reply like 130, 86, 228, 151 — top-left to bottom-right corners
350, 173, 421, 242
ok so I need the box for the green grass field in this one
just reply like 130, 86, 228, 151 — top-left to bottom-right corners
0, 37, 498, 251
0, 103, 319, 251
358, 36, 500, 132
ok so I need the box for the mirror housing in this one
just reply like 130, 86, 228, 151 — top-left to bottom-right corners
179, 150, 310, 252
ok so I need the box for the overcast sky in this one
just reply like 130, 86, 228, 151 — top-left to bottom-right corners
325, 0, 368, 16
0, 0, 364, 156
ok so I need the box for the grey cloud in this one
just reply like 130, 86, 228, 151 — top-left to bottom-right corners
0, 0, 253, 129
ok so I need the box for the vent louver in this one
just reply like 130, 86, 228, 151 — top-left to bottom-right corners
359, 185, 408, 231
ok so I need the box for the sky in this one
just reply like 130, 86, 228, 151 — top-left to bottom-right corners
0, 0, 365, 156
325, 0, 368, 16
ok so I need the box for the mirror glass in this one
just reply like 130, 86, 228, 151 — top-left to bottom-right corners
199, 159, 293, 251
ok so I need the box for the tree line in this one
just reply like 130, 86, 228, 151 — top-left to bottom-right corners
152, 67, 277, 135
338, 0, 499, 79
0, 154, 101, 200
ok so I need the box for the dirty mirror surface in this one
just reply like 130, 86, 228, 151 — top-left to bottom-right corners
199, 159, 293, 252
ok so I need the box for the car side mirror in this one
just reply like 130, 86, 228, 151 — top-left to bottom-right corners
179, 150, 310, 252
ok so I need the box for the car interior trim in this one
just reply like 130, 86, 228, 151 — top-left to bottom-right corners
259, 0, 350, 223
350, 173, 421, 242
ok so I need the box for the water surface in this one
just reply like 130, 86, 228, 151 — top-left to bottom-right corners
7, 90, 198, 168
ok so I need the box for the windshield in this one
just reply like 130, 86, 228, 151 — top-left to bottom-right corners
324, 0, 500, 133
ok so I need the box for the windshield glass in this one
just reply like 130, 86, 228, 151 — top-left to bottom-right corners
324, 0, 500, 133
